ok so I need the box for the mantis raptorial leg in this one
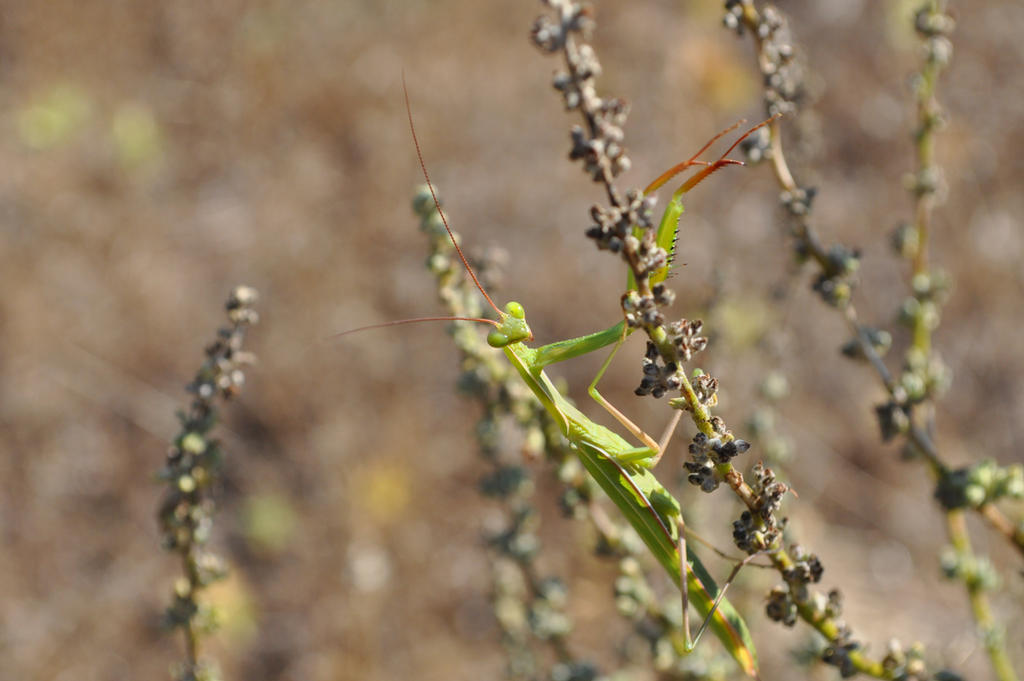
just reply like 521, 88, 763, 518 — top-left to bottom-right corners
341, 80, 777, 675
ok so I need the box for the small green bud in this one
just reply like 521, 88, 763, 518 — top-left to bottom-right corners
174, 577, 192, 598
964, 484, 986, 507
900, 371, 926, 401
181, 432, 206, 455
968, 460, 995, 489
615, 593, 640, 618
891, 222, 919, 259
1002, 466, 1024, 498
764, 436, 792, 462
920, 300, 940, 330
619, 557, 641, 576
832, 281, 851, 305
911, 272, 932, 296
412, 185, 434, 217
760, 371, 790, 400
422, 212, 445, 236
900, 297, 920, 325
426, 253, 449, 275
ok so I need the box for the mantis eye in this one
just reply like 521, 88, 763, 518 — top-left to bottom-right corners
487, 329, 511, 347
505, 301, 525, 319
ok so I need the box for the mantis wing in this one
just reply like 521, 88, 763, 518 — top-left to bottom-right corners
575, 440, 759, 677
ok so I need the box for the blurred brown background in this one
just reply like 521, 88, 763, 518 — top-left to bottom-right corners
1, 1, 1021, 680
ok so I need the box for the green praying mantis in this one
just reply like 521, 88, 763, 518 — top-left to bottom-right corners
347, 85, 773, 677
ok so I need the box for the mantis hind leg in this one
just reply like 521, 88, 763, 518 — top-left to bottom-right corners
587, 323, 682, 467
678, 516, 762, 654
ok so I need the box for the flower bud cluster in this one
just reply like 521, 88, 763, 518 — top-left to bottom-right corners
810, 244, 861, 308
550, 662, 599, 681
631, 318, 709, 399
766, 583, 841, 631
768, 580, 862, 677
764, 586, 797, 626
586, 190, 657, 255
732, 463, 787, 553
881, 640, 929, 681
940, 547, 1000, 592
528, 578, 573, 640
874, 348, 953, 443
780, 185, 816, 216
898, 273, 951, 348
781, 544, 824, 586
480, 465, 533, 499
156, 286, 258, 666
898, 346, 951, 403
621, 291, 664, 331
898, 283, 948, 334
531, 0, 594, 53
822, 635, 862, 679
568, 104, 631, 181
934, 460, 1024, 511
535, 0, 693, 403
491, 507, 543, 562
724, 1, 805, 117
840, 327, 892, 361
613, 556, 653, 617
533, 1, 632, 184
666, 318, 707, 361
692, 371, 719, 408
683, 432, 751, 493
722, 0, 745, 33
874, 399, 910, 442
905, 165, 945, 200
890, 222, 919, 260
158, 287, 259, 551
739, 125, 772, 164
914, 4, 955, 68
634, 341, 680, 399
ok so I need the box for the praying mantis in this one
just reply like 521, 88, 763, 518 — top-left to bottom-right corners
349, 84, 771, 676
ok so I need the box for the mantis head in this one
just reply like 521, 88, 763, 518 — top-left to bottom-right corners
487, 301, 532, 347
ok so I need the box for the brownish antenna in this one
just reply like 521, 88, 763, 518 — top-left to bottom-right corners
402, 74, 503, 317
330, 314, 499, 342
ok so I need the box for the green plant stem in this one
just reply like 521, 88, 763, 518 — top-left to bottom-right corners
735, 3, 1021, 677
906, 15, 1018, 676
910, 0, 943, 353
181, 552, 200, 671
738, 1, 1024, 560
719, 463, 891, 678
946, 511, 1018, 681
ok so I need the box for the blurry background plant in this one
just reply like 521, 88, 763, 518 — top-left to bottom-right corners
157, 286, 258, 681
1, 1, 1021, 680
